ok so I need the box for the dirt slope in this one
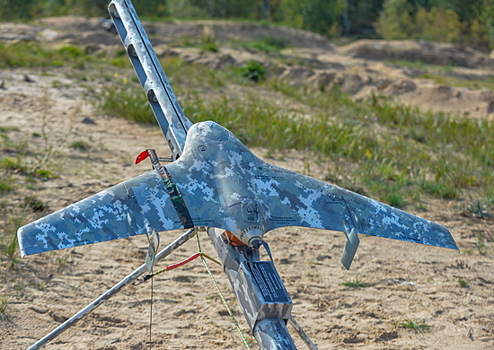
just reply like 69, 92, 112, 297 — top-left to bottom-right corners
0, 18, 493, 350
3, 17, 494, 119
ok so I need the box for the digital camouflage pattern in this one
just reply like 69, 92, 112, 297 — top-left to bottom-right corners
166, 121, 458, 251
19, 120, 457, 257
253, 318, 297, 350
206, 228, 295, 338
17, 1, 459, 349
235, 261, 293, 330
26, 229, 197, 350
17, 171, 184, 257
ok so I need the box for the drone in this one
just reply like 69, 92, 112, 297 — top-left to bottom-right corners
17, 1, 458, 349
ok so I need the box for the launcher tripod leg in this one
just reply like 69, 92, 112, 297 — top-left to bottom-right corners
26, 228, 197, 350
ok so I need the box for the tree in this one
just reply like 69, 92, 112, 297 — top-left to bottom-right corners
0, 0, 43, 20
415, 7, 461, 42
345, 0, 384, 35
483, 0, 494, 48
376, 0, 415, 40
278, 0, 345, 35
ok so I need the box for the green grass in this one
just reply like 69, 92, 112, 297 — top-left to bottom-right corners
86, 55, 493, 207
201, 42, 220, 53
463, 199, 490, 219
229, 36, 290, 53
342, 279, 367, 288
0, 41, 93, 68
388, 60, 455, 72
239, 60, 266, 82
0, 177, 15, 193
458, 278, 468, 287
0, 157, 29, 173
0, 297, 9, 320
389, 59, 494, 91
399, 319, 432, 333
0, 111, 75, 262
88, 85, 155, 124
419, 73, 494, 91
2, 211, 25, 260
70, 140, 89, 150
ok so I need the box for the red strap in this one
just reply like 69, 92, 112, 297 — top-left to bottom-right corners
166, 253, 200, 270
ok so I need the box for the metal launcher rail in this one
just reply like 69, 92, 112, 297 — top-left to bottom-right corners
109, 0, 303, 348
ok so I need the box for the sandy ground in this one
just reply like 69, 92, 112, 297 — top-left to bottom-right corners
0, 18, 494, 350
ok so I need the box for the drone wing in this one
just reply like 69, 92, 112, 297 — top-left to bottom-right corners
256, 164, 458, 251
160, 148, 456, 256
18, 120, 458, 261
17, 171, 187, 257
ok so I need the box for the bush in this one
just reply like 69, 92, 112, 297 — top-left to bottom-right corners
239, 60, 266, 82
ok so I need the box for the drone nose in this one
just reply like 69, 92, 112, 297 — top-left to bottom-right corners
197, 121, 230, 141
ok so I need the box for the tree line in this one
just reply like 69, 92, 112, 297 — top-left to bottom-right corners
1, 0, 493, 50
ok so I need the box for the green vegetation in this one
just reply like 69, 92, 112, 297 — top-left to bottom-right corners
386, 61, 494, 91
376, 0, 493, 49
2, 212, 25, 260
88, 55, 494, 208
418, 73, 494, 91
463, 199, 492, 219
239, 60, 266, 82
0, 88, 78, 262
399, 319, 432, 333
1, 0, 492, 49
0, 42, 93, 69
230, 37, 291, 54
201, 41, 220, 53
0, 297, 9, 320
69, 141, 89, 150
342, 279, 367, 288
458, 278, 468, 287
88, 85, 155, 124
390, 58, 494, 90
0, 177, 15, 193
0, 0, 167, 20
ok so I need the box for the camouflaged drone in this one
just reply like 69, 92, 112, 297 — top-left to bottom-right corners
18, 1, 458, 349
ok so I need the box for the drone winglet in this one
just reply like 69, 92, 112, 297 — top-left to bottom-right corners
341, 228, 360, 270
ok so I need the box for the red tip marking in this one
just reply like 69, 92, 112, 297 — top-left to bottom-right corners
135, 150, 149, 164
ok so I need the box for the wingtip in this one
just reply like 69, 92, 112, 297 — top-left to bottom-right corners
17, 226, 27, 258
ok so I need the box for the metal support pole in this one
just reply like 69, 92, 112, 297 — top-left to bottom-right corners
288, 315, 319, 350
27, 228, 197, 350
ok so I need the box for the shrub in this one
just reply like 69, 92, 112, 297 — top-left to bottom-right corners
239, 60, 266, 82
